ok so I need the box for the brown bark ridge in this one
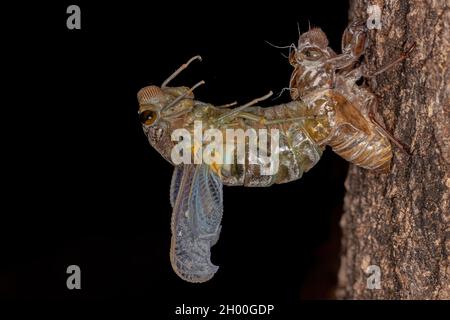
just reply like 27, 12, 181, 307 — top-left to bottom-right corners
337, 0, 450, 299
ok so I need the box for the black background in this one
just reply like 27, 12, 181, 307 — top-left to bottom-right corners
2, 0, 354, 315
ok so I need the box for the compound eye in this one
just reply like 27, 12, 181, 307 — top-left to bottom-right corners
139, 110, 158, 126
302, 48, 323, 60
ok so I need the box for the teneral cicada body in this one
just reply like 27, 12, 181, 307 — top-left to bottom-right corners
137, 56, 326, 282
172, 100, 324, 187
288, 22, 413, 171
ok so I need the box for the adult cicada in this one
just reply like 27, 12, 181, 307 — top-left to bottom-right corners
137, 56, 326, 282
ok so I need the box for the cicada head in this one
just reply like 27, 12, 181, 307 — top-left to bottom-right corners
138, 85, 165, 125
137, 56, 203, 162
138, 85, 195, 123
289, 28, 333, 67
137, 84, 197, 163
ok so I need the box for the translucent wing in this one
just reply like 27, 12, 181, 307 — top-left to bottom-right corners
169, 164, 223, 283
170, 165, 184, 208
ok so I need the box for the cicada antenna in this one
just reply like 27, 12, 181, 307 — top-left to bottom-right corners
272, 87, 292, 100
264, 41, 295, 49
264, 41, 297, 60
161, 55, 202, 88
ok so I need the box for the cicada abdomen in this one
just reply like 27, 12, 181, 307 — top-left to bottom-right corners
319, 92, 392, 171
213, 101, 324, 187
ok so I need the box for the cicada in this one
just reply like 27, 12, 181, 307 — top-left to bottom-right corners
138, 22, 413, 283
288, 21, 414, 170
137, 56, 327, 282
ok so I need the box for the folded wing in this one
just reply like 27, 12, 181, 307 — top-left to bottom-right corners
169, 164, 223, 283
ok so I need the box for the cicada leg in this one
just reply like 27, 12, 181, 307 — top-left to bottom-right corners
367, 98, 411, 155
216, 101, 238, 109
260, 115, 320, 125
216, 91, 273, 122
233, 111, 320, 125
341, 20, 367, 58
162, 55, 202, 88
363, 43, 416, 78
325, 20, 368, 71
161, 80, 205, 114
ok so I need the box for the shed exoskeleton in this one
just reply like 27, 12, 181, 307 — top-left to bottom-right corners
288, 21, 414, 171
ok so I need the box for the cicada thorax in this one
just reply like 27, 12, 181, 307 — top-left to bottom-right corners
289, 63, 335, 101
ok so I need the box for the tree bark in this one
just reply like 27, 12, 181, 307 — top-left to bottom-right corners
337, 0, 450, 299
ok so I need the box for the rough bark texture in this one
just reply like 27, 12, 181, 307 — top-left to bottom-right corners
337, 0, 450, 299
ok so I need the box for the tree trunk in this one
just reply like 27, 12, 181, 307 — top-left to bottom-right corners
337, 0, 450, 299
